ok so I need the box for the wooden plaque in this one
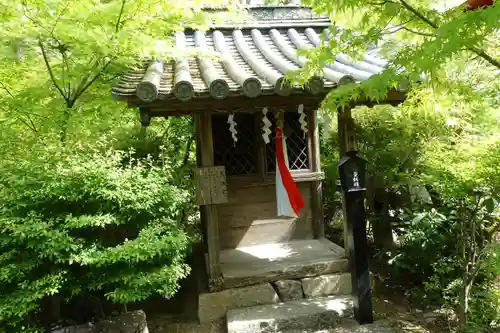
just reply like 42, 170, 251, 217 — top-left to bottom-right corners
194, 166, 228, 205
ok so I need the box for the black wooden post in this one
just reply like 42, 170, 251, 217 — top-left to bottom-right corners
345, 185, 373, 324
338, 149, 373, 324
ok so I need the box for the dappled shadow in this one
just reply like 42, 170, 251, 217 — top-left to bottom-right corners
228, 295, 354, 332
303, 272, 352, 298
219, 239, 347, 288
235, 242, 298, 261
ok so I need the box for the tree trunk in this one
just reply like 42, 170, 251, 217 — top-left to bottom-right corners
182, 135, 194, 166
60, 106, 72, 143
371, 194, 394, 251
458, 277, 472, 326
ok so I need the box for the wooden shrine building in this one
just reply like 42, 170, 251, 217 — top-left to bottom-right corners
112, 5, 406, 326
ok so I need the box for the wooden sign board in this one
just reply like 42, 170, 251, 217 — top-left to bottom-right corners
194, 166, 228, 205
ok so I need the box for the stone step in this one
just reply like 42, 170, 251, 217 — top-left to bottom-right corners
220, 239, 348, 289
198, 283, 280, 323
198, 272, 353, 323
226, 295, 355, 333
283, 319, 395, 333
301, 273, 352, 299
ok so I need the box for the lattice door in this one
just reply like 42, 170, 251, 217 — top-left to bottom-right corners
212, 113, 257, 176
265, 111, 309, 172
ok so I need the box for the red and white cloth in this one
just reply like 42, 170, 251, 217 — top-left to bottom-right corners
275, 127, 305, 217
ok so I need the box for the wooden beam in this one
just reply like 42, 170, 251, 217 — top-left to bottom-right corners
307, 108, 325, 239
195, 112, 223, 292
130, 93, 324, 114
125, 89, 407, 116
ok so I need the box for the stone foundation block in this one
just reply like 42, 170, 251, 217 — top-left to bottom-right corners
97, 310, 149, 333
302, 273, 352, 298
227, 295, 354, 333
273, 280, 303, 301
198, 283, 279, 323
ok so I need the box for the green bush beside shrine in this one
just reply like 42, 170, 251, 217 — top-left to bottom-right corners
0, 135, 194, 331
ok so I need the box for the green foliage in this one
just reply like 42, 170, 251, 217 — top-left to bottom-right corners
0, 0, 240, 142
0, 0, 498, 331
320, 55, 499, 329
0, 1, 218, 329
294, 0, 500, 109
309, 0, 500, 325
0, 139, 194, 328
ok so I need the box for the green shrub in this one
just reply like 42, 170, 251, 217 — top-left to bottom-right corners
320, 86, 499, 330
0, 140, 193, 329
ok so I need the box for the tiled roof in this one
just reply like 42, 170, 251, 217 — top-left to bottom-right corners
112, 12, 388, 104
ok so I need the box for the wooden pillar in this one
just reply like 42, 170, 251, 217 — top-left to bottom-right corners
139, 108, 151, 138
307, 108, 325, 239
337, 107, 350, 256
194, 111, 222, 292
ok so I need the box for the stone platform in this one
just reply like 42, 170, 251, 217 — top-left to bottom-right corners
198, 239, 351, 323
227, 295, 355, 333
219, 239, 348, 289
151, 317, 400, 333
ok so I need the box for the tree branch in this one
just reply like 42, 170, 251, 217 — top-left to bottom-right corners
0, 82, 14, 98
401, 26, 434, 37
381, 9, 403, 32
115, 0, 126, 33
104, 72, 123, 83
470, 46, 500, 70
61, 50, 71, 98
182, 134, 195, 166
71, 59, 114, 103
38, 40, 69, 102
398, 0, 500, 70
17, 108, 50, 120
368, 0, 397, 5
26, 116, 38, 133
16, 116, 38, 133
5, 101, 39, 133
468, 241, 489, 286
383, 20, 433, 36
399, 0, 438, 28
50, 1, 70, 35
